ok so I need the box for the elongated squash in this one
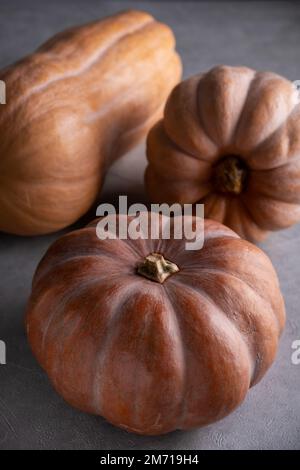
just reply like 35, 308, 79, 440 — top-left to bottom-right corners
0, 10, 181, 235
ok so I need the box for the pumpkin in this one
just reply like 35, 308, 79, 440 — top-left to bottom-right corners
0, 10, 181, 235
25, 213, 285, 435
145, 65, 300, 242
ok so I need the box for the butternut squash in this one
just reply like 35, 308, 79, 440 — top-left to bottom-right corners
0, 10, 181, 235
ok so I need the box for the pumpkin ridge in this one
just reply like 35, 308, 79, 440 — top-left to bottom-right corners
31, 230, 140, 293
243, 184, 300, 209
203, 192, 229, 223
162, 123, 214, 164
242, 191, 300, 230
130, 289, 184, 432
33, 257, 133, 291
195, 76, 220, 149
227, 69, 257, 145
245, 186, 300, 206
2, 51, 166, 144
166, 280, 253, 424
183, 266, 284, 334
146, 161, 206, 186
249, 153, 300, 174
215, 197, 259, 241
245, 102, 300, 161
170, 277, 255, 385
92, 285, 173, 424
239, 195, 274, 238
176, 269, 282, 385
163, 286, 188, 429
199, 66, 259, 148
30, 229, 102, 284
229, 70, 257, 147
66, 281, 140, 414
2, 47, 175, 162
0, 17, 155, 123
232, 197, 263, 237
221, 196, 239, 232
28, 276, 105, 360
146, 122, 213, 176
85, 51, 179, 128
241, 189, 277, 225
163, 76, 218, 161
44, 286, 107, 392
234, 73, 299, 154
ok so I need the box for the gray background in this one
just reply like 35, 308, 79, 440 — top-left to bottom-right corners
0, 0, 300, 450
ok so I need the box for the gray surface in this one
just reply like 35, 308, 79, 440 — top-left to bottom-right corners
0, 0, 300, 450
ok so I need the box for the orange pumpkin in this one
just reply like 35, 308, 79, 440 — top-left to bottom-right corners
26, 213, 285, 435
145, 65, 300, 241
0, 10, 181, 235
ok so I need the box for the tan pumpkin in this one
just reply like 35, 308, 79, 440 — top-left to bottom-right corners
26, 213, 285, 435
145, 65, 300, 242
0, 10, 181, 235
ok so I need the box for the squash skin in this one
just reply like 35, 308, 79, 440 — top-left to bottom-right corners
0, 10, 181, 235
145, 65, 300, 242
25, 214, 285, 435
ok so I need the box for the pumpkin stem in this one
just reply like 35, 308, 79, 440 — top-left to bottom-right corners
137, 253, 179, 284
213, 155, 247, 195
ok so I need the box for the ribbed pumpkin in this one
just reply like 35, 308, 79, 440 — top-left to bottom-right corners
145, 65, 300, 241
26, 213, 285, 435
0, 10, 181, 235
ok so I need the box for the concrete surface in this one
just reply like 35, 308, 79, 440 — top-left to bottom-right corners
0, 0, 300, 450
